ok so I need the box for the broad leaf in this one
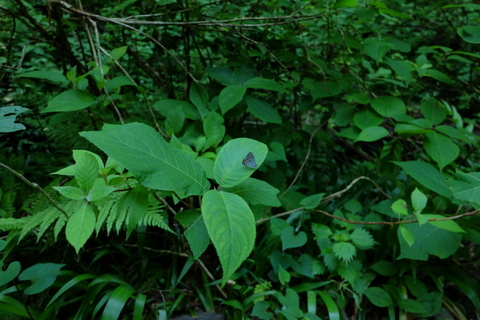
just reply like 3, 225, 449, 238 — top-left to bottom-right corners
0, 106, 29, 133
246, 96, 282, 124
281, 226, 307, 250
223, 178, 281, 207
424, 132, 459, 170
397, 223, 461, 260
393, 161, 452, 198
203, 111, 225, 149
80, 123, 210, 196
176, 211, 209, 259
75, 153, 99, 192
16, 70, 69, 85
42, 89, 96, 113
364, 38, 394, 63
202, 190, 255, 286
219, 85, 246, 114
18, 263, 65, 295
354, 126, 389, 142
66, 202, 96, 253
450, 171, 480, 207
214, 138, 268, 188
370, 96, 410, 121
243, 77, 285, 92
365, 287, 393, 307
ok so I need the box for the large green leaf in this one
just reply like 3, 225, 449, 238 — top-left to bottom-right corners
354, 126, 389, 142
370, 96, 410, 121
202, 190, 255, 286
0, 106, 29, 133
214, 138, 268, 188
203, 111, 225, 149
16, 70, 69, 85
393, 161, 452, 198
450, 171, 480, 207
363, 38, 394, 63
246, 96, 282, 124
243, 77, 285, 92
80, 123, 210, 195
42, 89, 96, 113
101, 284, 135, 320
176, 211, 210, 259
424, 132, 459, 170
397, 223, 461, 260
219, 85, 247, 114
18, 263, 65, 295
223, 178, 280, 207
365, 287, 393, 307
66, 202, 96, 253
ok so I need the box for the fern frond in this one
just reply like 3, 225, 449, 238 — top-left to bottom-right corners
0, 217, 26, 231
54, 215, 67, 240
142, 209, 173, 233
96, 200, 116, 234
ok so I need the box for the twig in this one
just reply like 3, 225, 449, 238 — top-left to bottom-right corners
322, 176, 391, 202
0, 161, 68, 218
279, 122, 327, 199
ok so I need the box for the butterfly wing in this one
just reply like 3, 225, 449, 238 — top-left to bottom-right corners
242, 152, 257, 169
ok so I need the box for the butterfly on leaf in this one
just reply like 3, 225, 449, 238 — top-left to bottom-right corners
242, 152, 257, 169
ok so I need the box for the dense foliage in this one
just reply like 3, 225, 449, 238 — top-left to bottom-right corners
1, 0, 480, 319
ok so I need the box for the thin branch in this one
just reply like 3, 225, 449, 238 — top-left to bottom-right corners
322, 176, 391, 202
0, 161, 68, 218
279, 122, 328, 199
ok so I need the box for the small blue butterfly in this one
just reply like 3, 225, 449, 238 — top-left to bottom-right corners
242, 152, 257, 169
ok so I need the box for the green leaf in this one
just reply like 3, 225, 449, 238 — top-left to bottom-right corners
317, 291, 340, 320
332, 241, 356, 263
393, 161, 453, 198
350, 228, 374, 249
386, 58, 412, 86
184, 215, 209, 259
370, 261, 398, 276
16, 70, 69, 85
207, 65, 237, 86
214, 138, 268, 188
251, 301, 274, 320
223, 178, 281, 207
117, 185, 149, 235
246, 96, 282, 124
397, 223, 461, 260
203, 111, 225, 149
457, 25, 480, 44
365, 287, 393, 307
399, 225, 415, 246
202, 190, 255, 286
101, 284, 135, 320
0, 106, 29, 133
394, 123, 431, 136
450, 171, 480, 207
80, 123, 210, 196
424, 132, 459, 170
335, 0, 358, 7
281, 226, 307, 250
42, 89, 96, 113
18, 263, 65, 295
391, 199, 408, 216
420, 98, 447, 125
53, 186, 86, 200
109, 46, 128, 60
278, 265, 291, 284
370, 96, 410, 121
243, 77, 285, 92
422, 214, 465, 233
354, 126, 389, 142
219, 85, 246, 114
0, 261, 21, 286
411, 188, 427, 213
353, 108, 383, 130
277, 288, 304, 319
106, 76, 135, 92
153, 99, 200, 120
165, 110, 185, 135
398, 299, 425, 313
87, 185, 116, 202
66, 202, 96, 253
75, 153, 99, 192
363, 38, 394, 63
190, 82, 209, 110
300, 193, 326, 209
421, 69, 453, 84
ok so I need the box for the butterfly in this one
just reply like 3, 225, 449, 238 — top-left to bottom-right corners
242, 152, 257, 169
